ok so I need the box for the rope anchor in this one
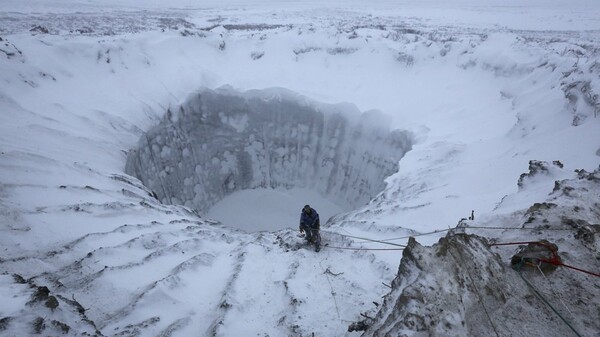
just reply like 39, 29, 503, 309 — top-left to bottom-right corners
489, 240, 600, 278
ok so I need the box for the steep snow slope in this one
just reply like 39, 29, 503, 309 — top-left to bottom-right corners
1, 1, 599, 336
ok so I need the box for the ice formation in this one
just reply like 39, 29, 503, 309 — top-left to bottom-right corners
125, 88, 413, 216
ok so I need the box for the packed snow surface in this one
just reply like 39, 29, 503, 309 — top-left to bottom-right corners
1, 0, 599, 336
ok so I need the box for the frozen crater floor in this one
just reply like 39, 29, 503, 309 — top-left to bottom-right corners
206, 187, 346, 232
1, 1, 600, 336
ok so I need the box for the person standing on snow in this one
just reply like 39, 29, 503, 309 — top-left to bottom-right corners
299, 204, 321, 252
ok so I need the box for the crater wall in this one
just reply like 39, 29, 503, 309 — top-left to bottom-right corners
125, 88, 413, 214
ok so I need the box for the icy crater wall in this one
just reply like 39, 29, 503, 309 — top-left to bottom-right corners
125, 88, 413, 214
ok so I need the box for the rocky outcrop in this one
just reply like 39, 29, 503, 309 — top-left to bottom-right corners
363, 165, 600, 337
0, 274, 102, 337
517, 160, 564, 190
362, 234, 596, 337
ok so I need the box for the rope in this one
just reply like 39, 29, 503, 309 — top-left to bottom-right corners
324, 245, 404, 251
489, 241, 600, 278
515, 260, 583, 337
319, 260, 341, 319
450, 242, 501, 337
551, 262, 600, 278
321, 231, 407, 248
361, 228, 451, 242
337, 226, 572, 244
465, 226, 572, 231
536, 264, 575, 318
489, 241, 556, 248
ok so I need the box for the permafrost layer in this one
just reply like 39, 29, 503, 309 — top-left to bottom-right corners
125, 88, 413, 214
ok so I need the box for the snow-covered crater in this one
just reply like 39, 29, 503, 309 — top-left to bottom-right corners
125, 88, 413, 229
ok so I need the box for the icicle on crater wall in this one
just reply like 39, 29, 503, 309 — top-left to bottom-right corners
125, 87, 413, 214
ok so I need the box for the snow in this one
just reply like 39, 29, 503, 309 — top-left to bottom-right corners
1, 0, 599, 336
0, 275, 30, 317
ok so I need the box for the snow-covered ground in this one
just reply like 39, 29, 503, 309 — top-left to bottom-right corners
1, 0, 599, 336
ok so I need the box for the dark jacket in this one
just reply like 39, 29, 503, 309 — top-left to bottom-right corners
300, 208, 320, 229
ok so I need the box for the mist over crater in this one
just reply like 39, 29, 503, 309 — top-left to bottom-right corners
125, 88, 413, 229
